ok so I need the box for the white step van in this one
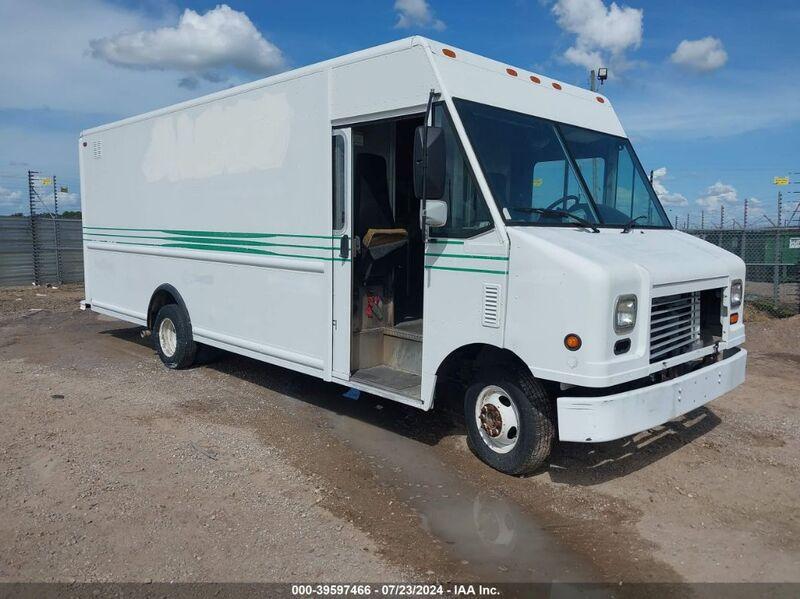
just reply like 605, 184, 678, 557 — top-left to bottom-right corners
79, 37, 746, 474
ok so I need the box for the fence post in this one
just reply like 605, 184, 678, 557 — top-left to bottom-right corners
741, 198, 748, 263
52, 176, 63, 284
773, 194, 783, 307
27, 170, 41, 286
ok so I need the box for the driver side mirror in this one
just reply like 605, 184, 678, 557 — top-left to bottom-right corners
423, 199, 448, 228
413, 125, 445, 200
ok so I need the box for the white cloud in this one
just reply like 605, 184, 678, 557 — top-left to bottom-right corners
0, 0, 201, 115
90, 4, 285, 78
0, 181, 81, 216
563, 47, 604, 71
551, 0, 642, 73
671, 37, 728, 72
394, 0, 446, 31
0, 0, 272, 196
651, 167, 688, 206
53, 190, 81, 212
0, 185, 23, 213
696, 181, 738, 212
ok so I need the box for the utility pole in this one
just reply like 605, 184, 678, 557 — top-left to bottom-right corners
588, 68, 599, 211
587, 68, 606, 197
720, 205, 725, 229
701, 211, 705, 229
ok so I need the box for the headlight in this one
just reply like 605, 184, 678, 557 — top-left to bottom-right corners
730, 279, 742, 308
615, 295, 637, 333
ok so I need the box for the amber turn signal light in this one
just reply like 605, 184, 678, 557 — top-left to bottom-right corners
564, 334, 582, 351
730, 313, 739, 325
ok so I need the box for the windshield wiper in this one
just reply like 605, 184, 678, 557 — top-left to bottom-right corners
513, 207, 600, 233
621, 215, 647, 233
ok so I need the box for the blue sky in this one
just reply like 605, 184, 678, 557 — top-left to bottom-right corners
1, 0, 798, 225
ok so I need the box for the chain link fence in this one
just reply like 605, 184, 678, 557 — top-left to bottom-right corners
0, 216, 84, 287
685, 226, 800, 316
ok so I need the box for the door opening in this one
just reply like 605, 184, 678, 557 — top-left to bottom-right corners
348, 114, 425, 397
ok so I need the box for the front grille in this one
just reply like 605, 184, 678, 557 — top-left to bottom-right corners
649, 292, 701, 362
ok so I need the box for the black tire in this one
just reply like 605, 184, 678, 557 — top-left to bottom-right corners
464, 366, 555, 475
153, 304, 197, 369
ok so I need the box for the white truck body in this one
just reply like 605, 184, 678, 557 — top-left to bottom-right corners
80, 37, 746, 456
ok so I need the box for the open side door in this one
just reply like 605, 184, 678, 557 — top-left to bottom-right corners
331, 128, 353, 380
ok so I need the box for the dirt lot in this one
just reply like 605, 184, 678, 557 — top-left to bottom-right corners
0, 284, 798, 583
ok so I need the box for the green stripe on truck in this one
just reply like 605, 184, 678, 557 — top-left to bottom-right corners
83, 238, 349, 262
424, 264, 507, 275
83, 226, 335, 240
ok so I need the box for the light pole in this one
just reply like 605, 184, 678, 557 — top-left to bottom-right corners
587, 68, 607, 199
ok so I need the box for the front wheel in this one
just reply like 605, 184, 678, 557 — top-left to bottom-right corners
464, 367, 555, 475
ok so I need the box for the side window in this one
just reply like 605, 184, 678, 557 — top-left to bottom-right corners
430, 106, 493, 239
613, 147, 634, 214
607, 147, 651, 220
332, 135, 346, 231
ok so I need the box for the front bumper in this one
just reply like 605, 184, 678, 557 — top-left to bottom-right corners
557, 349, 747, 443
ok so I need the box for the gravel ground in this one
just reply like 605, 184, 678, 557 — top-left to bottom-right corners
0, 284, 798, 583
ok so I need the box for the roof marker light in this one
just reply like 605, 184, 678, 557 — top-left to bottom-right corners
506, 68, 518, 77
552, 82, 562, 90
530, 75, 541, 84
442, 48, 456, 58
596, 96, 605, 103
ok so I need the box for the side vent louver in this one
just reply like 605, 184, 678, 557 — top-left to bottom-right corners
482, 284, 501, 328
92, 140, 103, 159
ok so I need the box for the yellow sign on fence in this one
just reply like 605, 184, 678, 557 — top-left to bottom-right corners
773, 176, 790, 186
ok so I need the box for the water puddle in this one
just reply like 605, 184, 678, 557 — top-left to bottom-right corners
330, 411, 599, 582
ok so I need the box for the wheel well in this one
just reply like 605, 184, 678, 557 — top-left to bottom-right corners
147, 284, 189, 330
433, 344, 535, 412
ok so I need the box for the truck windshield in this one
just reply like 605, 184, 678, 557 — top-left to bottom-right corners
454, 98, 671, 229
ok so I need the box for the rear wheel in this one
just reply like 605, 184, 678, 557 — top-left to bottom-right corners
465, 367, 555, 475
153, 304, 196, 369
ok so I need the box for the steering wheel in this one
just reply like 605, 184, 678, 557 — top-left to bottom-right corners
544, 194, 582, 212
